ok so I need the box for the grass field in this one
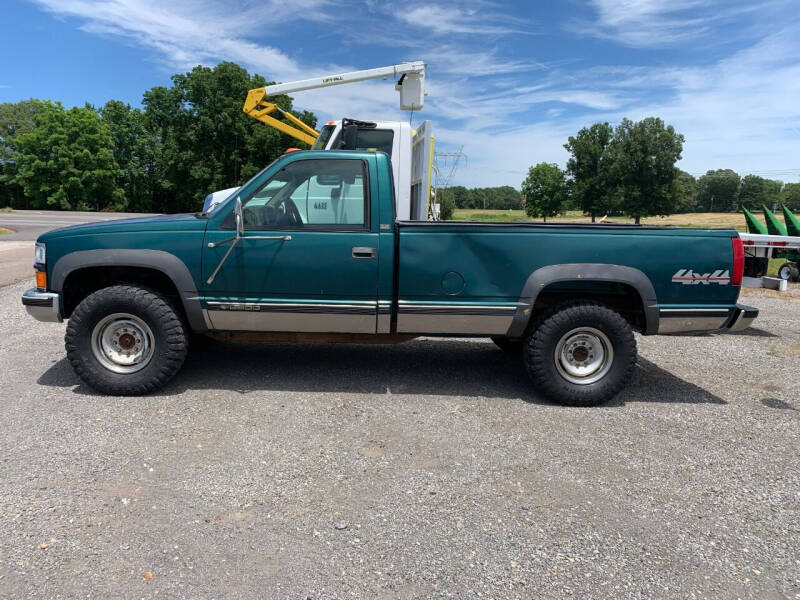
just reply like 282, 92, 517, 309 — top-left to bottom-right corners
450, 209, 787, 232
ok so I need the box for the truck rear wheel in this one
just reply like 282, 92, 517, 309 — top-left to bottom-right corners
65, 285, 188, 395
524, 302, 636, 407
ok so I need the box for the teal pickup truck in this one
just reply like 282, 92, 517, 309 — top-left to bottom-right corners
22, 150, 757, 406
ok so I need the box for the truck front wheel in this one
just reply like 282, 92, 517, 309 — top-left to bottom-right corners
65, 285, 188, 395
524, 302, 637, 407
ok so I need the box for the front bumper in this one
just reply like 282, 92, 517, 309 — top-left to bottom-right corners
22, 288, 62, 323
727, 303, 759, 332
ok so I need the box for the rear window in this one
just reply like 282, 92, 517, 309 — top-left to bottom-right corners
354, 129, 394, 157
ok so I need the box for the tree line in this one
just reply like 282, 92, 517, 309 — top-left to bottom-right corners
0, 62, 316, 213
435, 185, 521, 218
521, 118, 800, 223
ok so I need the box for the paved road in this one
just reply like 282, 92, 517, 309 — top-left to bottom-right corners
0, 209, 158, 241
0, 210, 159, 287
1, 279, 798, 599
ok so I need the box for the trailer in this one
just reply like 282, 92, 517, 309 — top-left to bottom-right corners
741, 205, 800, 282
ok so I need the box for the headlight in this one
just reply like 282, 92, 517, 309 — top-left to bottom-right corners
35, 242, 46, 265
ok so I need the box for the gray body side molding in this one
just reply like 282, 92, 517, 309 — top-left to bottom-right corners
506, 263, 659, 338
51, 249, 206, 331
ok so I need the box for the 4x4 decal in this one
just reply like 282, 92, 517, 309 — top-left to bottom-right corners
672, 269, 730, 285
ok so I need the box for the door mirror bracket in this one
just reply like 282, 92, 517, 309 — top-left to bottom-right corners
206, 197, 292, 285
206, 197, 244, 284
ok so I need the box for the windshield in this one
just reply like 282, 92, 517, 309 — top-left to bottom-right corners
312, 125, 336, 150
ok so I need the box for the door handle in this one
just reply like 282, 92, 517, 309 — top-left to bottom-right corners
244, 235, 293, 242
352, 246, 376, 259
208, 234, 291, 248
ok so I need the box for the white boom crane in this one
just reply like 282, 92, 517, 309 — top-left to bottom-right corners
260, 61, 426, 110
237, 61, 433, 221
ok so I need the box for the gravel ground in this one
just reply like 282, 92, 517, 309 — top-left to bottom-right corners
1, 280, 798, 599
0, 242, 34, 287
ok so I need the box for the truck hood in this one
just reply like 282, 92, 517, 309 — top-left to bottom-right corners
38, 213, 207, 242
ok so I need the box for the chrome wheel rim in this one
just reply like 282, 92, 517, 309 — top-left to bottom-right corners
91, 313, 155, 374
778, 265, 791, 280
554, 327, 613, 385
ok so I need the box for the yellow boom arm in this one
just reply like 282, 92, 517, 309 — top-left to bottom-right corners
243, 88, 319, 146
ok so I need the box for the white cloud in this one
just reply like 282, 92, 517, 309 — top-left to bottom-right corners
428, 46, 544, 77
425, 77, 622, 128
575, 0, 770, 48
395, 2, 532, 36
630, 26, 800, 178
29, 0, 333, 81
440, 22, 800, 186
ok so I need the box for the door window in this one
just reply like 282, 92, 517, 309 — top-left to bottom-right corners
240, 159, 367, 229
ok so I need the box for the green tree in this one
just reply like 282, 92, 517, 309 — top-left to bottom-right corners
100, 100, 160, 212
449, 185, 470, 209
737, 174, 783, 210
469, 187, 489, 209
521, 162, 567, 222
697, 169, 740, 212
607, 117, 684, 224
436, 188, 455, 220
763, 178, 783, 208
564, 122, 614, 221
675, 170, 698, 212
490, 185, 522, 209
0, 99, 39, 208
143, 61, 317, 213
12, 101, 125, 210
782, 182, 800, 211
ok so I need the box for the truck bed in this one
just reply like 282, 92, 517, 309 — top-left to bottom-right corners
394, 220, 739, 336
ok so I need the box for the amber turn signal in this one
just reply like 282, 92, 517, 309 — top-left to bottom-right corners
35, 271, 47, 289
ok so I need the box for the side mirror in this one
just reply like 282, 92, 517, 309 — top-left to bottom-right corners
234, 196, 244, 238
342, 124, 358, 150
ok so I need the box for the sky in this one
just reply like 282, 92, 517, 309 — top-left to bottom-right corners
1, 0, 799, 188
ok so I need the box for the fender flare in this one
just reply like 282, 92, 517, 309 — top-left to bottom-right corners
51, 249, 207, 331
506, 263, 659, 337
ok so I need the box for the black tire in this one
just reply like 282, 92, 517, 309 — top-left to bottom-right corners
523, 302, 637, 407
65, 285, 188, 395
777, 262, 792, 281
778, 262, 799, 282
491, 336, 524, 355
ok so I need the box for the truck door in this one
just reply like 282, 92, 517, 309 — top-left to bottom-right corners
200, 156, 379, 333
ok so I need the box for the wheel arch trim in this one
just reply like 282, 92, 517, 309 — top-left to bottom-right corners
51, 249, 206, 331
506, 263, 659, 338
